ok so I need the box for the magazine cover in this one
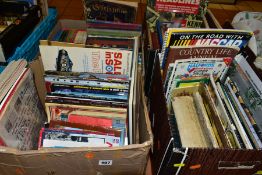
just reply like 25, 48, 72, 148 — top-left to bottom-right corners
39, 46, 133, 76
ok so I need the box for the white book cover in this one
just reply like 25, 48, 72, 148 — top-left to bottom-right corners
41, 129, 121, 148
235, 54, 262, 98
39, 45, 133, 76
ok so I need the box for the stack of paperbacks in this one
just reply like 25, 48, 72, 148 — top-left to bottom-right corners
162, 28, 262, 151
38, 0, 141, 149
0, 59, 46, 150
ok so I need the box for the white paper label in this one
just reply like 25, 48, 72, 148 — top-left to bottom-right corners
98, 160, 113, 166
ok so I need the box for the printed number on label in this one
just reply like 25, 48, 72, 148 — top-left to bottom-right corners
99, 160, 112, 166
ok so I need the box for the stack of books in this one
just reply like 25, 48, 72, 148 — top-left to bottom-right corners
160, 28, 262, 149
38, 0, 142, 148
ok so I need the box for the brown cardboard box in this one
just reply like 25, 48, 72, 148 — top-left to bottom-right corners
39, 19, 87, 48
145, 10, 262, 175
0, 58, 153, 175
148, 56, 262, 175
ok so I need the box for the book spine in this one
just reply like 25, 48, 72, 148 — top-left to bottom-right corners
49, 84, 128, 94
45, 96, 127, 108
156, 20, 163, 47
160, 31, 169, 68
38, 128, 44, 149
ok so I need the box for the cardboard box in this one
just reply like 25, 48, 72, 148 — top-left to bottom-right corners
39, 19, 87, 48
0, 58, 153, 175
148, 56, 262, 175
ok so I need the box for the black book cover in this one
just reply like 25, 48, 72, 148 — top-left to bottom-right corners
83, 0, 136, 23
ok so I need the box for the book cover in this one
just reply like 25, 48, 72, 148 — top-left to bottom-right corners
45, 102, 127, 122
155, 0, 207, 15
171, 95, 210, 147
45, 74, 129, 88
39, 128, 121, 148
163, 46, 239, 80
165, 57, 232, 98
83, 0, 137, 23
45, 95, 128, 108
39, 46, 133, 76
44, 71, 129, 82
160, 29, 253, 68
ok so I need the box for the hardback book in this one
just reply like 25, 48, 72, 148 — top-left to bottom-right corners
82, 0, 137, 23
